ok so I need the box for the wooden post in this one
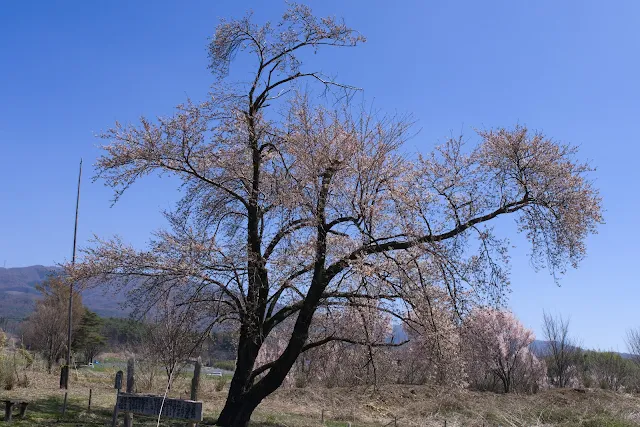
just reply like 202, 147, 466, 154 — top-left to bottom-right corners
60, 364, 70, 415
18, 402, 28, 418
112, 371, 123, 427
321, 409, 324, 424
111, 389, 120, 427
4, 401, 14, 421
88, 389, 92, 412
189, 358, 202, 427
60, 365, 69, 389
124, 359, 134, 427
126, 359, 135, 392
191, 358, 201, 401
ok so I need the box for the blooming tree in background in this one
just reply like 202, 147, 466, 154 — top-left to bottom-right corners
464, 308, 545, 393
399, 285, 466, 387
69, 4, 602, 426
256, 303, 394, 388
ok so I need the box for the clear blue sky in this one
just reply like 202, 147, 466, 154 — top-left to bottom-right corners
1, 1, 638, 350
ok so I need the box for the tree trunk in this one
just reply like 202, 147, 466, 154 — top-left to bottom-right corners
558, 372, 563, 388
217, 396, 262, 427
217, 148, 270, 426
165, 367, 171, 390
216, 326, 262, 426
502, 375, 510, 393
215, 363, 289, 427
215, 149, 334, 426
47, 341, 53, 374
216, 279, 326, 426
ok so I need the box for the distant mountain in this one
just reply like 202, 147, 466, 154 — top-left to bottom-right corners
530, 339, 553, 357
0, 265, 128, 320
530, 340, 634, 360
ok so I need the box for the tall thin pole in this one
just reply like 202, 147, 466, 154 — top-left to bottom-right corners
68, 159, 82, 370
62, 159, 82, 414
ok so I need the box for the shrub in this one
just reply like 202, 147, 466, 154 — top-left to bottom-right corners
18, 347, 34, 369
136, 360, 158, 392
214, 377, 227, 392
16, 373, 30, 388
0, 356, 15, 390
212, 360, 236, 371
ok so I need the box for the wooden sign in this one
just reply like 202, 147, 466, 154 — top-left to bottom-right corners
114, 371, 123, 390
116, 393, 203, 421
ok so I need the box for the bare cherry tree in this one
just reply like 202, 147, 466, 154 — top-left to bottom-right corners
22, 276, 84, 373
142, 292, 209, 389
70, 4, 602, 426
542, 311, 580, 387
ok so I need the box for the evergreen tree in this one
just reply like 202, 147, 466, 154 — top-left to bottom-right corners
73, 309, 106, 364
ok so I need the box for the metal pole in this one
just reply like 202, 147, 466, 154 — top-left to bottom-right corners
62, 159, 82, 415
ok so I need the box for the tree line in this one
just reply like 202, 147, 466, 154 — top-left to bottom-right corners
18, 276, 236, 376
16, 276, 640, 397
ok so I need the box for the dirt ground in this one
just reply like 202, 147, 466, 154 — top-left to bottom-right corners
2, 366, 640, 426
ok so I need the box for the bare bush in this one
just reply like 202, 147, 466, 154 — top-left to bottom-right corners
214, 377, 227, 392
626, 328, 640, 365
542, 312, 581, 387
578, 351, 632, 391
142, 293, 209, 388
135, 358, 159, 392
0, 356, 15, 390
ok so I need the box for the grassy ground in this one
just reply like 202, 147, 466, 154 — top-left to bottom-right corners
2, 366, 640, 426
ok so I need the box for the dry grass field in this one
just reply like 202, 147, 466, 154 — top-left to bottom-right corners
1, 363, 640, 426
